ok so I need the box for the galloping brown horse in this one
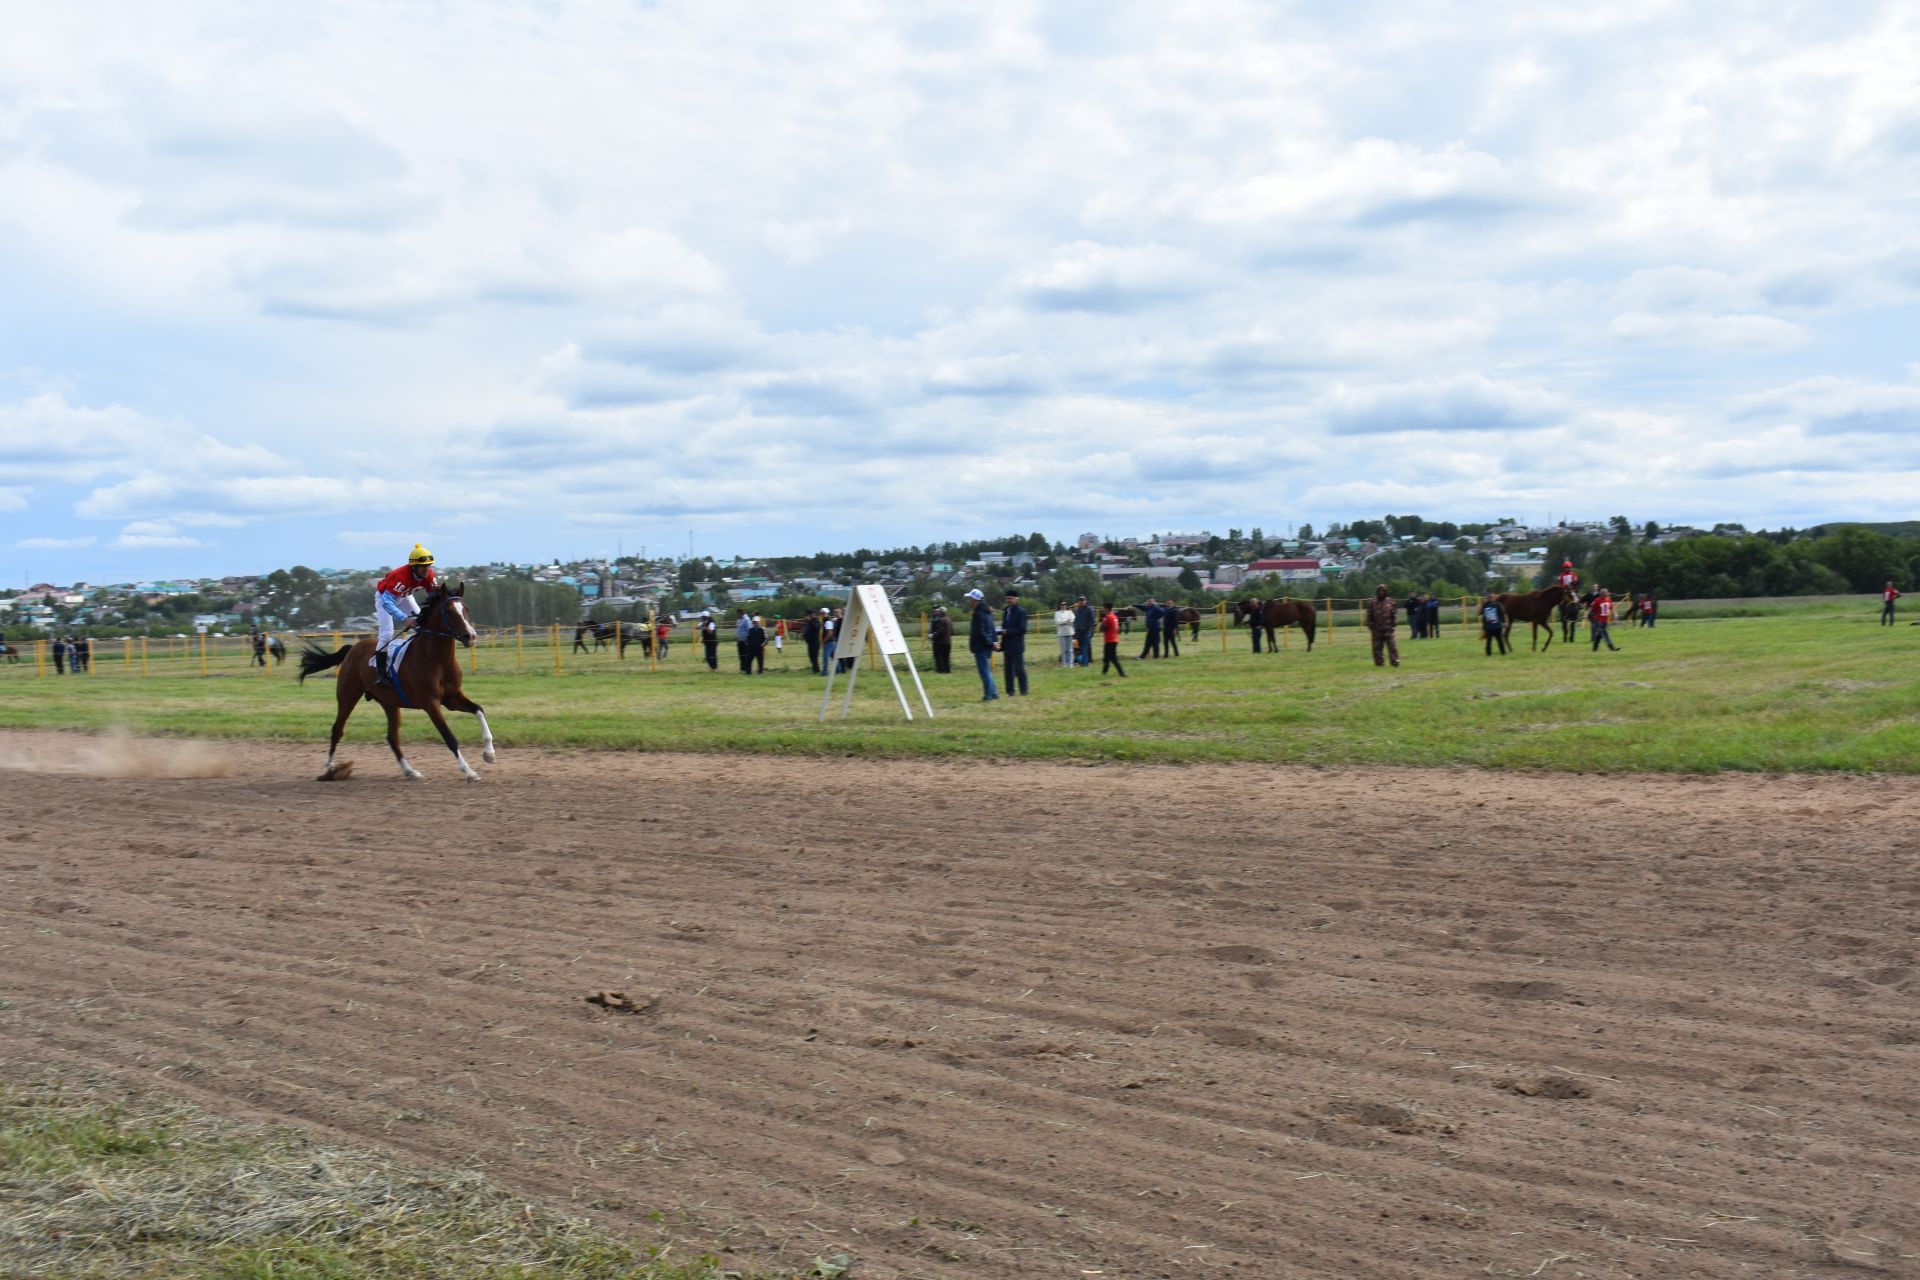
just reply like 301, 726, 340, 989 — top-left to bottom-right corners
299, 582, 495, 782
1493, 584, 1573, 652
1233, 598, 1318, 651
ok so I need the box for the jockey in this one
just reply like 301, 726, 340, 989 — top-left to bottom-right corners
1555, 559, 1579, 592
373, 543, 438, 685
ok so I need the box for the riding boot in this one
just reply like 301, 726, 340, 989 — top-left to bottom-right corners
375, 649, 391, 687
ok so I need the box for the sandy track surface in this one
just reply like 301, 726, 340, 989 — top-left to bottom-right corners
2, 729, 1916, 1278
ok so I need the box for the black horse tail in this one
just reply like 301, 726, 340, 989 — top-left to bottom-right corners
298, 644, 352, 684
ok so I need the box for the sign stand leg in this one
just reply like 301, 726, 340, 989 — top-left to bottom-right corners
903, 653, 934, 718
839, 656, 861, 719
881, 653, 914, 721
817, 661, 840, 721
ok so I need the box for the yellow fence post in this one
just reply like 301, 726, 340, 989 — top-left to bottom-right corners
516, 624, 524, 670
140, 636, 149, 677
35, 639, 45, 677
199, 632, 208, 675
552, 623, 561, 675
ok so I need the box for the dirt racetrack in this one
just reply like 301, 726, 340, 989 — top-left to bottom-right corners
2, 728, 1916, 1278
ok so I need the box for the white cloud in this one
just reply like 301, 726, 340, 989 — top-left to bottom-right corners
3, 0, 1919, 576
14, 536, 96, 549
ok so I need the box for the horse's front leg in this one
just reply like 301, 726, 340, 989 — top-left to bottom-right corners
442, 690, 495, 764
424, 702, 481, 782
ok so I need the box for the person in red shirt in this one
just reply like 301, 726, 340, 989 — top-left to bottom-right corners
1555, 559, 1578, 592
373, 543, 439, 684
1099, 603, 1127, 677
1882, 582, 1901, 626
1587, 587, 1620, 652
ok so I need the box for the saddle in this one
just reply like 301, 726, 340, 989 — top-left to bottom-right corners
372, 633, 415, 677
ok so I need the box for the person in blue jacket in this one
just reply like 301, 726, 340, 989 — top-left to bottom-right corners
965, 589, 999, 701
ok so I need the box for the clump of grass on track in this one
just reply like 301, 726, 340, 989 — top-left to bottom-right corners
1, 605, 1916, 773
0, 1070, 777, 1279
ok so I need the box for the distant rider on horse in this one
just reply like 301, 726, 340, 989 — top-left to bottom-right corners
1555, 559, 1579, 593
373, 543, 438, 686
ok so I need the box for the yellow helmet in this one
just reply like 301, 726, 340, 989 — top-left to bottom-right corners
408, 543, 434, 566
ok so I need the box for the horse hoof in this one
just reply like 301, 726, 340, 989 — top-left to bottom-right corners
317, 761, 354, 782
482, 749, 496, 764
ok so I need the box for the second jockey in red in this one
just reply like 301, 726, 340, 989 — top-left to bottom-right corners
1556, 559, 1579, 593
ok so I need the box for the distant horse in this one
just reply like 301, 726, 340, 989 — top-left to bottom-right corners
1175, 607, 1205, 642
1556, 595, 1581, 644
299, 582, 495, 783
1113, 606, 1137, 635
573, 621, 614, 654
1233, 598, 1318, 651
268, 636, 287, 666
0, 641, 18, 665
1492, 584, 1573, 652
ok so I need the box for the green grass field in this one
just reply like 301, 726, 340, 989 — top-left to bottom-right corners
2, 604, 1917, 773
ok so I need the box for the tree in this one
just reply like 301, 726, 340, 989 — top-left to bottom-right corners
1643, 520, 1661, 539
1609, 514, 1632, 537
1177, 566, 1203, 591
1297, 523, 1314, 541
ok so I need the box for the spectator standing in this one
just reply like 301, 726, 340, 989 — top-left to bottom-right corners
1364, 586, 1400, 668
743, 616, 766, 673
928, 606, 954, 673
1883, 582, 1901, 626
1001, 590, 1029, 696
1160, 603, 1181, 657
1407, 593, 1427, 640
656, 619, 671, 658
51, 637, 67, 675
699, 611, 719, 670
1138, 598, 1162, 659
1426, 595, 1443, 638
773, 618, 785, 658
1246, 598, 1263, 652
1053, 600, 1075, 667
966, 588, 999, 701
1480, 596, 1509, 656
1639, 594, 1657, 628
802, 610, 822, 672
1072, 596, 1094, 667
1588, 588, 1622, 652
734, 609, 752, 672
1099, 602, 1126, 676
74, 636, 91, 673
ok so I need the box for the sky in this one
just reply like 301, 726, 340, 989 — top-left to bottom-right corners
2, 0, 1918, 584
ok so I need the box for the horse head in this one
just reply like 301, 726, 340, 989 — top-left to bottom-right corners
420, 580, 477, 648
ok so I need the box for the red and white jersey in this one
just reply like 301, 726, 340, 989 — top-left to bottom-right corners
376, 564, 437, 599
1557, 570, 1578, 589
1886, 586, 1901, 602
1589, 597, 1614, 623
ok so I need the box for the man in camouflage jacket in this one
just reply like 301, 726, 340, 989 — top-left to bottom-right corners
1364, 585, 1400, 668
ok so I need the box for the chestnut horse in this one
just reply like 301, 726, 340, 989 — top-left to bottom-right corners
1233, 598, 1318, 651
298, 582, 496, 782
1493, 584, 1573, 652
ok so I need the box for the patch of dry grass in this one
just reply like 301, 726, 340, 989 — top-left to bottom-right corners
0, 1068, 788, 1279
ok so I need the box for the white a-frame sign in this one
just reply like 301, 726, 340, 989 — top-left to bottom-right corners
819, 584, 935, 722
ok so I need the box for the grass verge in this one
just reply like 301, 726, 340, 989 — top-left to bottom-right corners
0, 1069, 794, 1279
2, 607, 1917, 773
